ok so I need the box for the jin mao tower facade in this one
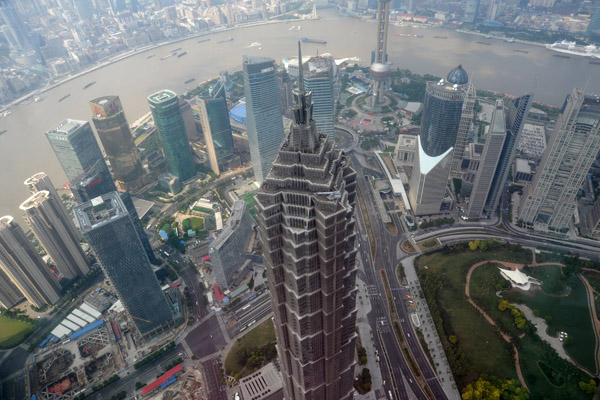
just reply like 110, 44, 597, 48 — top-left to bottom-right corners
256, 45, 358, 400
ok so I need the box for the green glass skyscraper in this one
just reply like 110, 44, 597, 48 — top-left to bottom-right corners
148, 90, 195, 182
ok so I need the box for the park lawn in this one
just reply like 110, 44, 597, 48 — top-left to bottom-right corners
417, 252, 517, 385
225, 319, 276, 378
517, 334, 592, 400
469, 263, 524, 339
0, 316, 34, 347
241, 193, 257, 221
187, 217, 204, 230
504, 266, 597, 374
525, 264, 570, 296
415, 243, 532, 285
442, 293, 516, 381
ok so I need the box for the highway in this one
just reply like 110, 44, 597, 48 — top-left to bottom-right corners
203, 357, 227, 400
158, 245, 208, 321
353, 156, 433, 400
227, 295, 273, 337
90, 343, 184, 399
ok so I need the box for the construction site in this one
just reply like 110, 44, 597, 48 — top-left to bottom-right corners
30, 316, 123, 400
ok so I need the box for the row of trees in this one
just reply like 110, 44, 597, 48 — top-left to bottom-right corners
134, 341, 176, 369
418, 268, 471, 381
354, 368, 372, 393
497, 300, 527, 330
461, 374, 529, 400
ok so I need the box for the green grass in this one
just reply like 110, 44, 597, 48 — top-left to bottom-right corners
183, 217, 204, 231
504, 266, 597, 374
469, 263, 523, 339
224, 319, 276, 378
584, 272, 600, 294
240, 193, 256, 208
518, 334, 592, 400
416, 251, 517, 387
0, 316, 34, 347
418, 246, 597, 397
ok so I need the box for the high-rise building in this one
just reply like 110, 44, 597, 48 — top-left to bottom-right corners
25, 172, 79, 240
582, 195, 600, 239
89, 96, 145, 191
587, 6, 600, 41
484, 93, 532, 215
197, 92, 235, 175
243, 56, 285, 183
46, 119, 156, 263
276, 68, 294, 119
464, 0, 480, 23
179, 96, 200, 143
467, 100, 506, 219
420, 65, 470, 158
519, 89, 600, 231
148, 90, 196, 182
256, 49, 358, 399
0, 268, 23, 309
209, 200, 254, 289
488, 0, 500, 20
46, 119, 110, 186
370, 0, 391, 108
408, 136, 454, 215
74, 0, 95, 19
302, 56, 336, 141
0, 0, 30, 50
74, 192, 174, 336
0, 216, 62, 308
450, 82, 475, 175
20, 191, 90, 280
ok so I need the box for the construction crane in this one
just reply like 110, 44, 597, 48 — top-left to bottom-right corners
124, 313, 151, 323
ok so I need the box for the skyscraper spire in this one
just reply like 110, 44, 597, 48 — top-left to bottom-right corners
286, 41, 321, 152
297, 41, 305, 96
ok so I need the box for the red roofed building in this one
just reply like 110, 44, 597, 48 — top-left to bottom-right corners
212, 284, 225, 301
141, 364, 183, 396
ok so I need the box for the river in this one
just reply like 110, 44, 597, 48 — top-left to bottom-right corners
0, 8, 599, 222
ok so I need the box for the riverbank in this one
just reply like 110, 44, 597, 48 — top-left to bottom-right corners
455, 29, 546, 48
5, 18, 298, 110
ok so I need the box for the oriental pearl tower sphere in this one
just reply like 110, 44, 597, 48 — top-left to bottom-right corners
370, 0, 391, 109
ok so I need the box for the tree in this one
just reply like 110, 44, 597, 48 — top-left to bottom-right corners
578, 379, 597, 394
498, 300, 509, 311
468, 241, 479, 251
449, 335, 458, 345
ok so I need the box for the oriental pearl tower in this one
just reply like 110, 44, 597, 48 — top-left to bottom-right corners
370, 0, 391, 110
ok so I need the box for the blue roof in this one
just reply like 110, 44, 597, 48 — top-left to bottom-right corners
70, 319, 104, 340
230, 104, 247, 125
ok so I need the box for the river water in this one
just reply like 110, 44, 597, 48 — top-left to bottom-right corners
1, 8, 599, 221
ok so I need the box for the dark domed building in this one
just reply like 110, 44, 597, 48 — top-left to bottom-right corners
419, 65, 471, 157
447, 65, 469, 85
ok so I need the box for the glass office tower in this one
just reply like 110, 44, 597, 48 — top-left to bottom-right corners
74, 192, 173, 336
